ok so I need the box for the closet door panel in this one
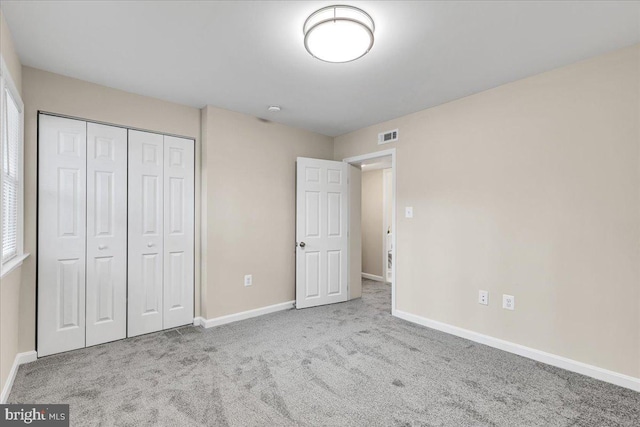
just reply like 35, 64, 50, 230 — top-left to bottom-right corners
38, 115, 87, 357
86, 123, 127, 346
128, 130, 164, 337
163, 136, 195, 328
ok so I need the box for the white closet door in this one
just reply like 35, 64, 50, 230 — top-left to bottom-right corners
38, 115, 87, 357
128, 130, 164, 337
163, 136, 194, 329
85, 123, 127, 346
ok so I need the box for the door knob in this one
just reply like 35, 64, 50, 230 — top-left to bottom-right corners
147, 242, 155, 248
98, 245, 107, 250
299, 242, 306, 248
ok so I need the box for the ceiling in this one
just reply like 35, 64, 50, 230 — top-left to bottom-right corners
3, 1, 639, 137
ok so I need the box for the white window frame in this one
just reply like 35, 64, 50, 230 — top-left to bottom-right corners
0, 55, 27, 278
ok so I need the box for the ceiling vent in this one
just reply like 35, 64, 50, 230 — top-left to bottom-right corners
378, 129, 398, 145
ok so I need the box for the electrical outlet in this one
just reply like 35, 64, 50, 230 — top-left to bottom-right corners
502, 294, 515, 310
244, 274, 252, 287
478, 290, 489, 305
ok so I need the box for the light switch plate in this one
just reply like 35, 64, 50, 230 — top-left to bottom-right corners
244, 275, 252, 287
405, 207, 413, 218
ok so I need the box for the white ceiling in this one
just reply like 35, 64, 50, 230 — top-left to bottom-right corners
3, 1, 639, 137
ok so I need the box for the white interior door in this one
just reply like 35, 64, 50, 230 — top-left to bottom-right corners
85, 123, 127, 346
128, 130, 164, 337
163, 135, 194, 329
296, 157, 349, 309
38, 115, 87, 357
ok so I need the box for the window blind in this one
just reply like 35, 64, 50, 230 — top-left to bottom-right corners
2, 88, 20, 263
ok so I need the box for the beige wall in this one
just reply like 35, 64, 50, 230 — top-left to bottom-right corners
201, 106, 333, 318
0, 9, 21, 92
0, 8, 23, 396
20, 67, 202, 353
0, 268, 21, 394
361, 169, 384, 277
335, 45, 640, 378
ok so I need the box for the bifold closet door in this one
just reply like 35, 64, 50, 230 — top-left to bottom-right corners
38, 115, 87, 357
163, 136, 195, 329
85, 123, 127, 346
39, 118, 194, 353
128, 130, 164, 337
128, 131, 195, 336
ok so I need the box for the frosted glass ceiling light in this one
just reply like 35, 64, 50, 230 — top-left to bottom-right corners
304, 5, 375, 63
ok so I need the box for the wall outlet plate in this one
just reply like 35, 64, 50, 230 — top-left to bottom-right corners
479, 290, 489, 305
244, 274, 252, 287
405, 207, 413, 218
503, 294, 515, 310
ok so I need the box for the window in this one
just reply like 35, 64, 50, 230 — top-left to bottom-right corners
1, 57, 25, 273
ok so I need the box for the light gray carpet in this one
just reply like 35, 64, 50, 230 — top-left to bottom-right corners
9, 280, 639, 426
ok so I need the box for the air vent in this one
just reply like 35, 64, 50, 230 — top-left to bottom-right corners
378, 129, 399, 145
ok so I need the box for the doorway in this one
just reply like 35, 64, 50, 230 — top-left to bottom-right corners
294, 149, 396, 313
343, 149, 396, 313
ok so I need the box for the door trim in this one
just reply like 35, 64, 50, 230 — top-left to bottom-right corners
382, 168, 393, 283
38, 111, 194, 141
343, 148, 397, 314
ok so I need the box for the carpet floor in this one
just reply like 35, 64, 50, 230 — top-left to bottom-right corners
9, 280, 639, 426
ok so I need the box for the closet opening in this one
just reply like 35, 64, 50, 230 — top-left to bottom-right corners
36, 112, 196, 357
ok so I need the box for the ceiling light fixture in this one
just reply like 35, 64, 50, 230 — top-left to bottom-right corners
303, 5, 375, 63
268, 105, 281, 112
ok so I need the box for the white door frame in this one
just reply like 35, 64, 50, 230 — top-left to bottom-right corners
342, 148, 397, 314
382, 168, 393, 283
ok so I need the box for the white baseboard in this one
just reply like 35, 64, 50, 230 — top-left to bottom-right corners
362, 273, 385, 282
196, 300, 295, 329
0, 351, 37, 403
394, 310, 640, 392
